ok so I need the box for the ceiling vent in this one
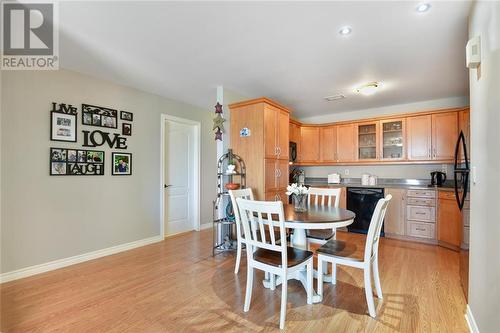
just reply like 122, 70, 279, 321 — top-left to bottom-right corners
324, 94, 346, 101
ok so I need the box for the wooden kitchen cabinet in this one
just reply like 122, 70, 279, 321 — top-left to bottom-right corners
458, 108, 470, 160
432, 112, 458, 160
384, 188, 406, 236
300, 126, 320, 163
380, 118, 406, 160
320, 126, 337, 162
230, 98, 290, 200
265, 106, 289, 160
289, 122, 301, 144
437, 191, 462, 250
336, 123, 357, 162
357, 121, 379, 161
407, 114, 432, 160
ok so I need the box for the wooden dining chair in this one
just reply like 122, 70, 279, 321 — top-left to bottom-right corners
306, 187, 342, 276
236, 198, 314, 330
316, 194, 392, 318
229, 188, 254, 274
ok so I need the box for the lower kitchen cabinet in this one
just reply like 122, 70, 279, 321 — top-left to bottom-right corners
384, 188, 406, 236
265, 190, 288, 205
437, 191, 462, 250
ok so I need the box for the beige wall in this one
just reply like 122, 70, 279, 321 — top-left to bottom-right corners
468, 1, 500, 331
1, 69, 216, 274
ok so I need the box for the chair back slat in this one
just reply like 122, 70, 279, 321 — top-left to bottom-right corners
236, 198, 287, 263
364, 194, 392, 262
229, 189, 254, 239
308, 187, 341, 208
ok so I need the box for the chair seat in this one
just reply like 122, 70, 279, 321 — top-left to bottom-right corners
254, 247, 313, 268
306, 229, 335, 240
316, 239, 364, 262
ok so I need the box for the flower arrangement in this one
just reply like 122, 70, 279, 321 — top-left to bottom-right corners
286, 183, 309, 196
286, 183, 309, 212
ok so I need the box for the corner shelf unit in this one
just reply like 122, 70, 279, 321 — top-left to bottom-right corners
212, 149, 246, 255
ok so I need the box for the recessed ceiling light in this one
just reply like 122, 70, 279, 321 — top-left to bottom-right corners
324, 94, 346, 101
355, 82, 380, 96
416, 3, 431, 12
338, 26, 352, 36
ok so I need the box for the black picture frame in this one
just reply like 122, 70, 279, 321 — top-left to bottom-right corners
112, 152, 132, 176
50, 147, 105, 176
81, 104, 118, 129
50, 112, 77, 142
122, 123, 132, 136
120, 111, 134, 122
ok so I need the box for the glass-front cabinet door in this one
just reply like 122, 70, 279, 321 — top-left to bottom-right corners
380, 118, 405, 160
357, 122, 379, 160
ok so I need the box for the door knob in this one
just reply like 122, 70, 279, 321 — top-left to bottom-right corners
164, 184, 172, 188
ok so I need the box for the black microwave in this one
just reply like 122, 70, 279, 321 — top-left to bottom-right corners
289, 142, 297, 163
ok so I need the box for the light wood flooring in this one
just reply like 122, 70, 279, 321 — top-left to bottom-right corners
1, 230, 469, 332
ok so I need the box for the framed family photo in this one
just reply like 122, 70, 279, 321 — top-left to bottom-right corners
120, 111, 133, 121
122, 123, 132, 136
112, 152, 132, 175
51, 112, 77, 142
81, 104, 118, 129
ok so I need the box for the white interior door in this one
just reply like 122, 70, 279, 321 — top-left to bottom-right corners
164, 120, 195, 236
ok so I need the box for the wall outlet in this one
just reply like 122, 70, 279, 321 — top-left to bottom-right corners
344, 169, 349, 176
441, 164, 447, 174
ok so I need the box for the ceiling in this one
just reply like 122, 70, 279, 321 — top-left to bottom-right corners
59, 1, 471, 118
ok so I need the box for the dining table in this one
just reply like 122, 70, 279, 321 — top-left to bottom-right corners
262, 203, 355, 303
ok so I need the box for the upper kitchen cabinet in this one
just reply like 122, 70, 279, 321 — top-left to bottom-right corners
380, 118, 406, 160
458, 108, 470, 160
319, 126, 337, 163
356, 121, 379, 161
432, 112, 458, 160
300, 126, 320, 163
337, 123, 357, 162
289, 121, 301, 144
264, 105, 289, 160
229, 97, 290, 200
407, 114, 432, 160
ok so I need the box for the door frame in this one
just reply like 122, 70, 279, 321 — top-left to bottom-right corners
160, 114, 201, 238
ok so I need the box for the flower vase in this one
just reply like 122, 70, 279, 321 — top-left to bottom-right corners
293, 193, 308, 212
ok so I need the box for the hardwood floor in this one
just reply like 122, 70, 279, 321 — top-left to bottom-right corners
1, 231, 468, 332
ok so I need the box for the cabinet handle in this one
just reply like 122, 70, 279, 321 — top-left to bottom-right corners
428, 148, 431, 159
416, 227, 426, 231
415, 212, 426, 215
433, 147, 437, 158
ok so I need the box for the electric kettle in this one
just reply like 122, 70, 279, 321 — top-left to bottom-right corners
431, 171, 447, 186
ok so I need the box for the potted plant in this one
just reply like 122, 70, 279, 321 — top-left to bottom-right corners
286, 183, 309, 212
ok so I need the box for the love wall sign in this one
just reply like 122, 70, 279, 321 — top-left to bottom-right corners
82, 130, 128, 149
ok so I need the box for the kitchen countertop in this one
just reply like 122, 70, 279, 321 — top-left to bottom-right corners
303, 177, 457, 191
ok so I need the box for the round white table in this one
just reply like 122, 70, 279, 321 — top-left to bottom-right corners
262, 204, 355, 303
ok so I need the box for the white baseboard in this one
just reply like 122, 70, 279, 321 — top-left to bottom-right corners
465, 304, 480, 333
0, 235, 163, 284
199, 223, 213, 230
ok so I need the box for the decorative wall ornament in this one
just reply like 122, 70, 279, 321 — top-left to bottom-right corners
112, 152, 132, 175
50, 147, 105, 176
82, 130, 128, 149
81, 104, 118, 128
213, 102, 225, 141
120, 111, 134, 121
51, 102, 78, 115
122, 123, 132, 136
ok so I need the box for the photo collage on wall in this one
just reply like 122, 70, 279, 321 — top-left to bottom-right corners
50, 102, 134, 176
50, 148, 105, 175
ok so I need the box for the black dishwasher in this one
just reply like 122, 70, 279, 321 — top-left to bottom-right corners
347, 187, 385, 235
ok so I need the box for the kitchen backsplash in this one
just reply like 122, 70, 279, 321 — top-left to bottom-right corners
300, 164, 455, 180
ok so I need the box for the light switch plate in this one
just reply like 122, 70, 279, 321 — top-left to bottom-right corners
344, 169, 349, 176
